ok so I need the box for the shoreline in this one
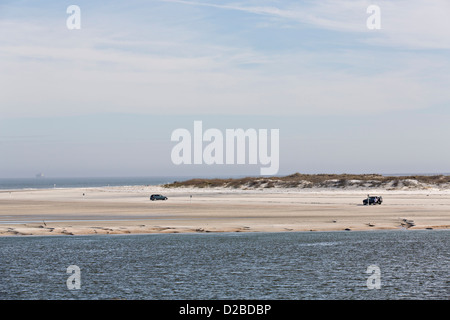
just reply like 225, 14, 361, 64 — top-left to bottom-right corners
0, 185, 449, 237
0, 228, 447, 239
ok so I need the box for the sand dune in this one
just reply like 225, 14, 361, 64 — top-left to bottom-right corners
0, 185, 449, 236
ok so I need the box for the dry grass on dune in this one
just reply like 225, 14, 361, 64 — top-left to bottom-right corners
163, 173, 450, 189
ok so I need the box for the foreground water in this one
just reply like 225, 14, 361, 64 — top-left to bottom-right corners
0, 230, 448, 300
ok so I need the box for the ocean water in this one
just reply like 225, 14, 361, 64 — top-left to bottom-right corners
0, 230, 448, 300
0, 177, 181, 190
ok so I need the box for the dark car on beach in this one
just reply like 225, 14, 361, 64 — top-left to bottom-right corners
150, 194, 168, 201
363, 195, 382, 205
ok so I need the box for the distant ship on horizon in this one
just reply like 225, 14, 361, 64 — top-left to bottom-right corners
35, 173, 45, 178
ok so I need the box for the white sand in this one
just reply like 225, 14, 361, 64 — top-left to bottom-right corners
0, 186, 449, 236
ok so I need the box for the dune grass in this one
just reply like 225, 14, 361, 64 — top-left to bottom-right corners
163, 173, 450, 189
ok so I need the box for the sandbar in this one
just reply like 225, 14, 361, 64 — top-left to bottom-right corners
0, 186, 449, 236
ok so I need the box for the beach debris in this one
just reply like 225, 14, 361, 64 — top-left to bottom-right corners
368, 223, 375, 227
61, 229, 74, 235
400, 219, 415, 228
332, 220, 337, 223
344, 228, 351, 231
7, 228, 19, 235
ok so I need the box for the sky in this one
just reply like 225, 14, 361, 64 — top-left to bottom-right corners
1, 0, 450, 178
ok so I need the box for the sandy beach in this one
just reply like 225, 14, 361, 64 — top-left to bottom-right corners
0, 185, 449, 236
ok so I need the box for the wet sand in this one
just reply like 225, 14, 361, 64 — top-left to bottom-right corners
0, 186, 449, 236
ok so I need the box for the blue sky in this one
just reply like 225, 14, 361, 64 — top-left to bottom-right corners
1, 0, 450, 177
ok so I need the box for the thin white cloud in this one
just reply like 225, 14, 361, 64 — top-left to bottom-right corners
1, 1, 449, 119
160, 0, 450, 49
